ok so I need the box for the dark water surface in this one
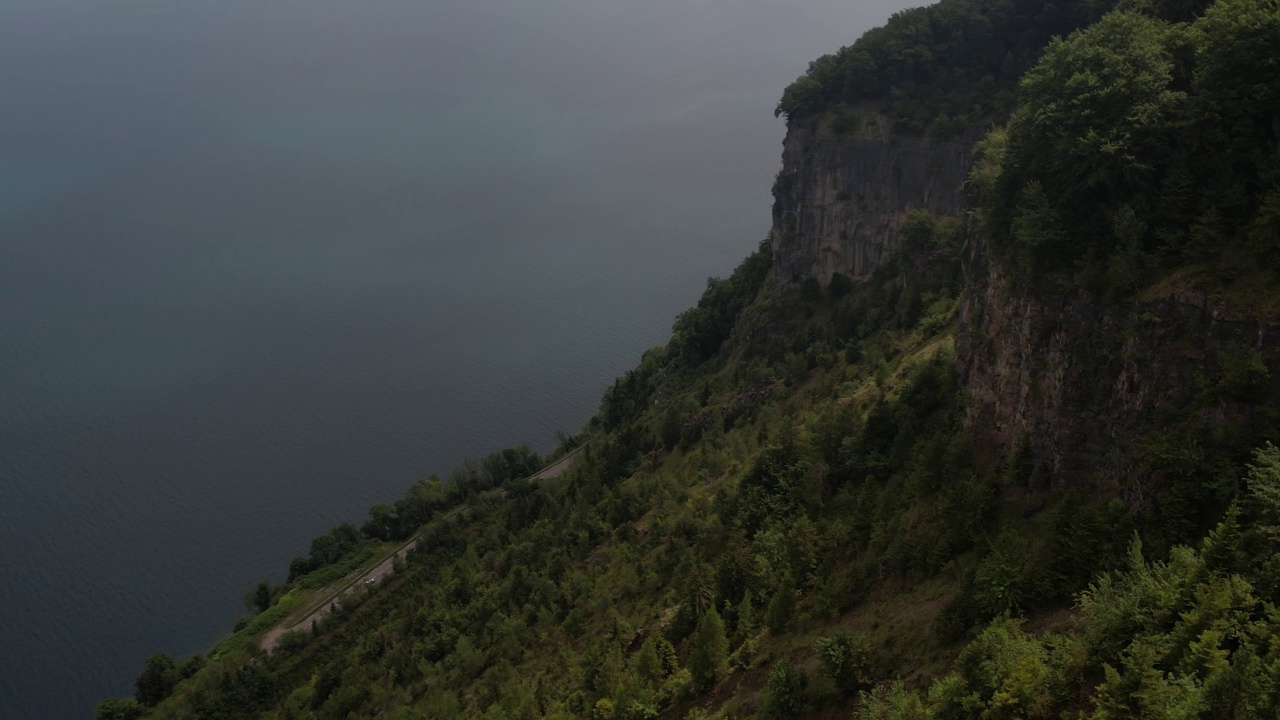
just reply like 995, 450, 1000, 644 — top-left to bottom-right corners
0, 0, 909, 716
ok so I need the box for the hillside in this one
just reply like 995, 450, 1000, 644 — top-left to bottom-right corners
98, 0, 1280, 718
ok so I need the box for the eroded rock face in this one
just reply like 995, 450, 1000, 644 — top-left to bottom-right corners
771, 110, 1279, 490
769, 114, 972, 284
957, 231, 1280, 490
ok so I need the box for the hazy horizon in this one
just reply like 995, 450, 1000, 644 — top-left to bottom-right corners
0, 0, 915, 716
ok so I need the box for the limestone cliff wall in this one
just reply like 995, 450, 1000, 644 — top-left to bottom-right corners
957, 231, 1280, 489
769, 114, 972, 284
771, 111, 1279, 489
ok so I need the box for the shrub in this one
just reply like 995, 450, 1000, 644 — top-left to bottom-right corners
95, 699, 145, 720
764, 660, 808, 717
829, 272, 855, 298
855, 682, 929, 720
816, 632, 872, 695
800, 277, 823, 302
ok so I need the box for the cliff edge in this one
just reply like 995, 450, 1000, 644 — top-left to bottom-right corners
769, 113, 972, 284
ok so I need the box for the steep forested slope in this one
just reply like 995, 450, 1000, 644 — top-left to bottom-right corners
99, 0, 1280, 718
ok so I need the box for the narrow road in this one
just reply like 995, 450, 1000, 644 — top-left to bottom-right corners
260, 447, 583, 651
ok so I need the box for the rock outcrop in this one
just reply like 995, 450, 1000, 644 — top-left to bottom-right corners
771, 109, 1280, 490
769, 113, 972, 284
957, 231, 1280, 490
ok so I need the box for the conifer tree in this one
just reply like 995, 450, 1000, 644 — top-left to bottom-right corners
766, 585, 797, 635
689, 607, 728, 691
735, 590, 756, 642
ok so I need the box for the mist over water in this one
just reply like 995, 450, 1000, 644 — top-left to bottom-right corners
0, 0, 912, 716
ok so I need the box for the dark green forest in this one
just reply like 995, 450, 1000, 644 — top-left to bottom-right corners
100, 0, 1280, 718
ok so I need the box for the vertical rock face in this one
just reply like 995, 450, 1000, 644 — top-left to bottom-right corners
770, 110, 1280, 489
769, 114, 972, 284
958, 232, 1280, 489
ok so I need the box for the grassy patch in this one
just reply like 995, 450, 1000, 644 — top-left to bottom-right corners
210, 589, 300, 660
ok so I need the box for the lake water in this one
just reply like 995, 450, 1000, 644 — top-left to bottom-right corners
0, 0, 909, 716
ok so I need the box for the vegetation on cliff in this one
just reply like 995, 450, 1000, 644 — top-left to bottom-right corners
775, 0, 1114, 132
100, 0, 1280, 717
972, 0, 1280, 305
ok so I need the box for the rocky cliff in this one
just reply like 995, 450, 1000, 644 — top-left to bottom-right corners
768, 113, 972, 284
772, 110, 1280, 492
957, 232, 1280, 492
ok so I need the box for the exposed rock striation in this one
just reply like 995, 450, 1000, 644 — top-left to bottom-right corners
958, 231, 1280, 490
771, 108, 1280, 490
769, 113, 972, 284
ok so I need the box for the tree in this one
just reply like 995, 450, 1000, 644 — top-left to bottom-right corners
1245, 443, 1280, 538
590, 642, 623, 699
899, 209, 941, 255
765, 660, 808, 717
856, 682, 929, 720
1091, 642, 1206, 720
362, 502, 399, 540
974, 538, 1025, 616
1192, 0, 1280, 188
1200, 505, 1246, 577
800, 277, 822, 302
245, 579, 272, 614
592, 698, 615, 720
735, 590, 756, 642
766, 585, 797, 635
775, 76, 825, 118
940, 617, 1059, 718
816, 632, 871, 695
287, 555, 314, 582
688, 607, 728, 691
95, 698, 144, 720
1008, 181, 1067, 273
309, 523, 361, 566
134, 653, 179, 706
631, 637, 666, 693
1014, 12, 1185, 206
394, 475, 446, 530
177, 654, 205, 679
828, 272, 854, 299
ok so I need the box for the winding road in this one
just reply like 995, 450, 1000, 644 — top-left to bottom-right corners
260, 448, 582, 651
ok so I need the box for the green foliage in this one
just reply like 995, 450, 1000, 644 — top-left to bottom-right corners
734, 590, 756, 641
141, 228, 982, 717
815, 632, 871, 695
631, 636, 672, 694
973, 538, 1027, 616
931, 617, 1072, 719
1246, 443, 1280, 538
856, 682, 930, 719
134, 653, 179, 706
245, 578, 272, 614
898, 210, 943, 256
288, 523, 365, 581
776, 0, 1114, 130
1218, 346, 1271, 401
828, 272, 854, 299
1008, 181, 1067, 275
1014, 13, 1188, 209
177, 654, 205, 679
775, 76, 825, 119
979, 3, 1280, 298
764, 660, 808, 718
669, 240, 771, 366
800, 277, 822, 302
765, 584, 797, 635
120, 10, 1280, 714
95, 698, 145, 720
688, 607, 729, 691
